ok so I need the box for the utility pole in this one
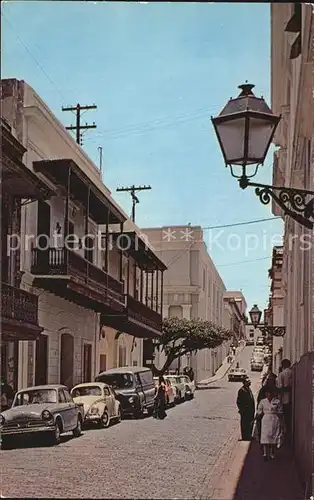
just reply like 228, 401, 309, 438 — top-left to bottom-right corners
62, 103, 97, 145
116, 185, 151, 222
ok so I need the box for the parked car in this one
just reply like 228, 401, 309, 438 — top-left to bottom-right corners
250, 358, 264, 371
256, 337, 265, 346
71, 382, 121, 428
96, 366, 155, 418
0, 385, 84, 447
253, 346, 265, 356
228, 368, 247, 382
178, 375, 195, 400
165, 375, 187, 402
153, 377, 175, 407
246, 338, 254, 346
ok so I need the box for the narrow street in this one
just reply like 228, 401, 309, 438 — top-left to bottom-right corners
1, 348, 260, 499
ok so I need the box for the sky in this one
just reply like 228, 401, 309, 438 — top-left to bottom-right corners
2, 1, 283, 313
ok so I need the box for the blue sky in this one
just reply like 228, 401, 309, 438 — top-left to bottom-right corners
2, 1, 283, 313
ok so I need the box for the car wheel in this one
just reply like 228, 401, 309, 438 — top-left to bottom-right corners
100, 410, 110, 428
49, 419, 62, 445
73, 415, 82, 437
116, 407, 122, 423
134, 406, 144, 419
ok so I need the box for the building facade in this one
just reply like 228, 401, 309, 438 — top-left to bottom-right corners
223, 291, 247, 342
143, 225, 235, 382
1, 116, 52, 391
1, 78, 166, 390
265, 246, 284, 374
271, 4, 314, 493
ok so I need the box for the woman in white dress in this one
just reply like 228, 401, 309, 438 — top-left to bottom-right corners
256, 386, 283, 460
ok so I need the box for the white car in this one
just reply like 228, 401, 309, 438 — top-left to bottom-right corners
250, 358, 264, 371
165, 375, 187, 402
253, 346, 265, 355
178, 375, 195, 400
71, 382, 121, 428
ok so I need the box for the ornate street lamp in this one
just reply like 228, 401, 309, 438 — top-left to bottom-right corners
211, 83, 314, 229
248, 303, 286, 337
249, 304, 262, 328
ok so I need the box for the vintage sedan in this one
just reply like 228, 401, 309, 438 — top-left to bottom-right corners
179, 375, 195, 400
0, 385, 84, 447
228, 368, 248, 382
71, 382, 121, 428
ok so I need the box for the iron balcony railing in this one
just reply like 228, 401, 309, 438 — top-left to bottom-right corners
1, 282, 39, 325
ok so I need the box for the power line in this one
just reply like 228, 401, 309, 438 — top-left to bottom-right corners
84, 106, 221, 143
116, 185, 152, 222
62, 104, 97, 145
217, 256, 270, 267
202, 216, 282, 230
1, 12, 65, 101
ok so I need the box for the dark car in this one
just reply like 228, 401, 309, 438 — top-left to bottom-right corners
96, 366, 155, 418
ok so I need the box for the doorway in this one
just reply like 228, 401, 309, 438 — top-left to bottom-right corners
60, 333, 74, 388
83, 344, 92, 382
35, 335, 48, 385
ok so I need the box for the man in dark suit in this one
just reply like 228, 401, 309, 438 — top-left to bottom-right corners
236, 377, 255, 441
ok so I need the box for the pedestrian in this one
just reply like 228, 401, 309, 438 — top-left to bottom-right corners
256, 378, 277, 445
153, 376, 167, 420
1, 376, 14, 411
236, 377, 255, 441
276, 359, 292, 444
188, 367, 194, 382
256, 385, 283, 460
262, 366, 277, 387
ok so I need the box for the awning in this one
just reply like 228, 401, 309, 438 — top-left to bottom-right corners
1, 318, 43, 341
33, 159, 126, 224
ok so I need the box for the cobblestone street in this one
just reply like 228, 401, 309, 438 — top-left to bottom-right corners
1, 348, 261, 499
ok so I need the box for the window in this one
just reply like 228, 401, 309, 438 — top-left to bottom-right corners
103, 387, 110, 396
58, 390, 66, 403
139, 370, 153, 387
63, 389, 73, 402
14, 389, 57, 406
96, 373, 134, 389
72, 386, 102, 397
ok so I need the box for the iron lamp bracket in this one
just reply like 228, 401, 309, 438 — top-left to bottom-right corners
237, 177, 314, 229
259, 326, 286, 337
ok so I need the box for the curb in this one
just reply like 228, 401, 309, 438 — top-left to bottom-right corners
196, 344, 246, 389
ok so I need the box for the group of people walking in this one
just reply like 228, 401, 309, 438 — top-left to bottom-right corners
236, 359, 292, 461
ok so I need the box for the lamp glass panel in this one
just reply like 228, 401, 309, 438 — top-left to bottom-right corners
215, 117, 245, 164
247, 117, 275, 162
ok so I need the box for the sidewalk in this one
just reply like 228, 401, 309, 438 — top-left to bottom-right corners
197, 344, 245, 388
209, 440, 305, 500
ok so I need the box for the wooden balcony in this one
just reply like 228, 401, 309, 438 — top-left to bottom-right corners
1, 282, 43, 340
31, 247, 125, 313
127, 295, 162, 332
100, 294, 162, 339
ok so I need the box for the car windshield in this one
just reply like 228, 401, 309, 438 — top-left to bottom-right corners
72, 386, 102, 397
166, 377, 177, 385
14, 389, 57, 406
97, 373, 134, 389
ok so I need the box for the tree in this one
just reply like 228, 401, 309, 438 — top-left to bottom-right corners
151, 316, 232, 376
